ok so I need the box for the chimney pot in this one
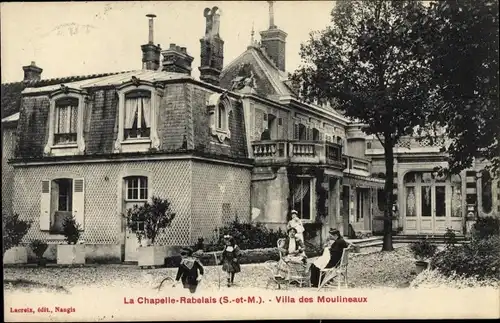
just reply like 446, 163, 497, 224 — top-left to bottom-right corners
199, 7, 224, 86
161, 45, 194, 75
141, 15, 161, 70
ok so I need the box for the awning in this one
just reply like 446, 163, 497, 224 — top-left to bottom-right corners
343, 173, 385, 188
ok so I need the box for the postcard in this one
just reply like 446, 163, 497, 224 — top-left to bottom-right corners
2, 1, 499, 321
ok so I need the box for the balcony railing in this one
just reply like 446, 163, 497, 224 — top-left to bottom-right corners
252, 140, 343, 167
343, 155, 371, 173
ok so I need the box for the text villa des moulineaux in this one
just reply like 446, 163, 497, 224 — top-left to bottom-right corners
123, 295, 369, 305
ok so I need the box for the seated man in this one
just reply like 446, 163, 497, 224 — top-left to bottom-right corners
310, 228, 349, 287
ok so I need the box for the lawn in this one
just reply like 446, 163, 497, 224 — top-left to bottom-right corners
4, 245, 416, 292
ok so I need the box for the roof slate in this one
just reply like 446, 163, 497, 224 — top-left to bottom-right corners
1, 71, 131, 119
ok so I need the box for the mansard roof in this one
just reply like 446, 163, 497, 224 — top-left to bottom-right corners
1, 71, 131, 119
220, 45, 297, 99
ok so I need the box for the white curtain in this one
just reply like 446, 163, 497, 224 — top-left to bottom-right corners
56, 105, 77, 134
125, 98, 138, 129
141, 98, 151, 128
292, 179, 310, 204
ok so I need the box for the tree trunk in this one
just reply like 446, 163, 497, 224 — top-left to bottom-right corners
382, 137, 395, 251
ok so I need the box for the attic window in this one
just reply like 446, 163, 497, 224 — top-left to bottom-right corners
124, 90, 152, 140
44, 90, 86, 156
54, 98, 78, 145
207, 93, 232, 143
113, 80, 161, 153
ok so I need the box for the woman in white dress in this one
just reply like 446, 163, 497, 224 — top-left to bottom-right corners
287, 210, 305, 242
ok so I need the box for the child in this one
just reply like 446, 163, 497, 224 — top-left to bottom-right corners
220, 235, 241, 287
173, 247, 204, 293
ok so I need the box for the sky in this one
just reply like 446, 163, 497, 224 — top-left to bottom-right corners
0, 1, 335, 83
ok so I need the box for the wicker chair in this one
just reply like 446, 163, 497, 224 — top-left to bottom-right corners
317, 246, 351, 291
277, 238, 310, 288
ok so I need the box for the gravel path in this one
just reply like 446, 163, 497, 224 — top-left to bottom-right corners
4, 246, 416, 292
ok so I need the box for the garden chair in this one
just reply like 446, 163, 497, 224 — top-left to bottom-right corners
317, 246, 351, 291
264, 260, 288, 289
277, 238, 310, 288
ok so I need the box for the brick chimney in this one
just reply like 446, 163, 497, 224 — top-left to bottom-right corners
22, 61, 43, 82
161, 44, 194, 75
141, 14, 161, 71
260, 1, 287, 72
199, 7, 224, 86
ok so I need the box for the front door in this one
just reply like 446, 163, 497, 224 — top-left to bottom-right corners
123, 175, 149, 262
124, 202, 145, 262
419, 185, 448, 234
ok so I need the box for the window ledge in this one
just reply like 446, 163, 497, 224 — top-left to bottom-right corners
122, 138, 152, 144
120, 139, 152, 153
53, 143, 78, 148
210, 126, 231, 143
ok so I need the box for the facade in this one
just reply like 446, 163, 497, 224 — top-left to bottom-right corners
2, 5, 499, 263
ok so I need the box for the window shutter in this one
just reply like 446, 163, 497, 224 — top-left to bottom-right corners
73, 178, 85, 230
40, 180, 51, 231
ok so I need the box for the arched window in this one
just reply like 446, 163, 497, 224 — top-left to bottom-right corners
217, 103, 227, 130
481, 170, 492, 214
54, 98, 79, 144
124, 90, 152, 140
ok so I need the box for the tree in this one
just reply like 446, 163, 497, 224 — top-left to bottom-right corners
123, 196, 176, 245
291, 0, 431, 251
422, 1, 499, 176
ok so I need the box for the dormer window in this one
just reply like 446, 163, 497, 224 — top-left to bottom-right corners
217, 103, 227, 130
114, 79, 161, 153
44, 87, 86, 156
207, 92, 232, 143
54, 97, 78, 145
124, 90, 151, 140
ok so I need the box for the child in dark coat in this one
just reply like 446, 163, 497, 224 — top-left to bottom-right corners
220, 235, 241, 287
173, 247, 204, 293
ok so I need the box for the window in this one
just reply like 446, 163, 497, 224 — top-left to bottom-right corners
481, 170, 493, 214
114, 80, 161, 153
54, 98, 78, 145
312, 128, 320, 141
217, 103, 227, 130
291, 177, 312, 220
125, 176, 148, 201
45, 89, 86, 156
356, 189, 365, 221
40, 177, 85, 234
377, 188, 386, 212
57, 179, 73, 212
207, 92, 232, 143
367, 142, 372, 149
124, 90, 151, 140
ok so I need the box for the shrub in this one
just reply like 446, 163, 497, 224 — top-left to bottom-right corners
194, 218, 288, 251
444, 228, 458, 247
410, 269, 499, 289
62, 215, 81, 244
2, 212, 32, 256
471, 216, 500, 240
30, 240, 48, 259
431, 235, 500, 280
409, 238, 438, 261
123, 196, 176, 245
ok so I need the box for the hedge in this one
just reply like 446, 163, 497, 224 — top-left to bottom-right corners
164, 247, 321, 268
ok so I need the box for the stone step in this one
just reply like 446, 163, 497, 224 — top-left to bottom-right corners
347, 236, 383, 246
358, 241, 383, 248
